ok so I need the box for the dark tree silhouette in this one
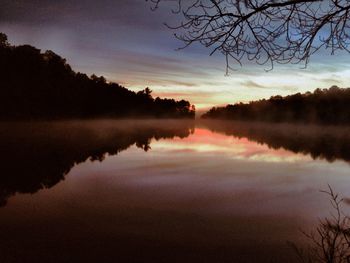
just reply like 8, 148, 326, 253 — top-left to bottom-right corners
0, 33, 8, 47
202, 86, 350, 125
0, 33, 195, 120
148, 0, 350, 71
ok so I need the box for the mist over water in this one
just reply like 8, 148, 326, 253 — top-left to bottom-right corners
1, 119, 350, 263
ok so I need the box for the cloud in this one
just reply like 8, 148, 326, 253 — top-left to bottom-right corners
164, 80, 199, 87
242, 80, 269, 89
3, 0, 350, 111
155, 91, 215, 99
319, 78, 341, 84
0, 0, 176, 30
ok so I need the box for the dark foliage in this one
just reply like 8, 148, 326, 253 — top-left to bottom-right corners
202, 86, 350, 125
0, 33, 195, 120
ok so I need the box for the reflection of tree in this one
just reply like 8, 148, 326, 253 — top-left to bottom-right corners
202, 120, 350, 163
0, 120, 194, 206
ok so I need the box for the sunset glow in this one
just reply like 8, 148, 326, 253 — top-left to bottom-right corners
3, 1, 350, 262
2, 0, 350, 111
153, 128, 310, 163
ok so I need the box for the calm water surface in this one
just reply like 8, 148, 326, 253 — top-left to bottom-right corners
1, 120, 350, 263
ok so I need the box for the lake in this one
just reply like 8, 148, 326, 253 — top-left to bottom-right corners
1, 119, 350, 263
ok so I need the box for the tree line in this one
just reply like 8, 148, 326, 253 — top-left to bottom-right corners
0, 33, 195, 120
202, 86, 350, 125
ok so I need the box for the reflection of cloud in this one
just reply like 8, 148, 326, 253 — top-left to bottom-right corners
155, 128, 307, 163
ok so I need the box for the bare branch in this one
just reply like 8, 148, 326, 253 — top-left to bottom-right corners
148, 0, 350, 70
293, 186, 350, 263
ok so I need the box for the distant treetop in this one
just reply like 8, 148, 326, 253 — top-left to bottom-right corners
0, 33, 9, 47
202, 86, 350, 125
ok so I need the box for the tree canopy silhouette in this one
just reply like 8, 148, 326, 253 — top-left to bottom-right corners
202, 86, 350, 125
149, 0, 350, 71
0, 33, 195, 120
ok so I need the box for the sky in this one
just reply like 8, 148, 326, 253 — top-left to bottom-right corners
1, 0, 350, 111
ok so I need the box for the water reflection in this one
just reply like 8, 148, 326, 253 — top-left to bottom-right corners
201, 120, 350, 163
0, 120, 194, 206
2, 120, 350, 263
